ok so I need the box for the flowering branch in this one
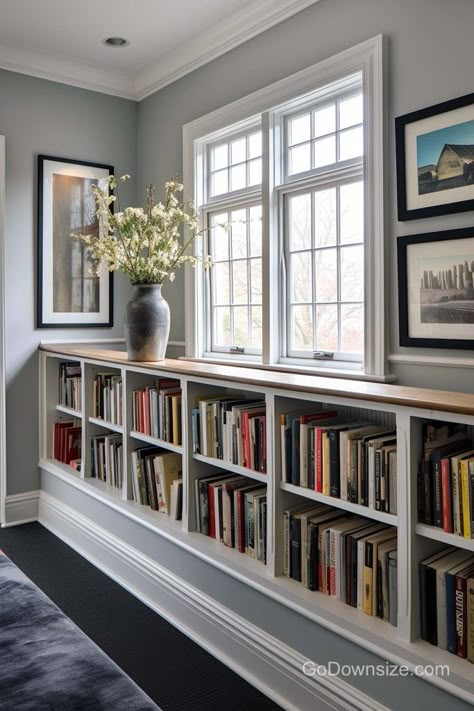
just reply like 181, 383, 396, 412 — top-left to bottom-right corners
74, 175, 212, 285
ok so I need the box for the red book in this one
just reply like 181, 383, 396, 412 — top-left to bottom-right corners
208, 483, 216, 538
242, 409, 265, 469
315, 427, 325, 492
138, 391, 143, 432
441, 458, 452, 533
261, 415, 266, 473
144, 387, 150, 435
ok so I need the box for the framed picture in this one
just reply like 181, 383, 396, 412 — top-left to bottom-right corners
398, 226, 474, 349
37, 155, 114, 328
395, 93, 474, 220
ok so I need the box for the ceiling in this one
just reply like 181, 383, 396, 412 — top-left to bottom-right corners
0, 0, 319, 100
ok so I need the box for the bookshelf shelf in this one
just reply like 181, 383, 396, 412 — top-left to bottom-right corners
38, 345, 474, 702
280, 481, 398, 526
88, 416, 123, 434
192, 453, 267, 483
56, 404, 82, 418
415, 523, 474, 551
129, 430, 182, 454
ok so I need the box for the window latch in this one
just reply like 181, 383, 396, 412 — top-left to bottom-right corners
230, 346, 245, 354
313, 351, 334, 360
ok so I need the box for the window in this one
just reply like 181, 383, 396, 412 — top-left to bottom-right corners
184, 36, 385, 378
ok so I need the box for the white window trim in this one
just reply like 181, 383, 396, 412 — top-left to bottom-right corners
183, 34, 387, 379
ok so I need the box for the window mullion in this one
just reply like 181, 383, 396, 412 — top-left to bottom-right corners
261, 110, 276, 365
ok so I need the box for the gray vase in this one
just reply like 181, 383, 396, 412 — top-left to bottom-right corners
124, 284, 170, 361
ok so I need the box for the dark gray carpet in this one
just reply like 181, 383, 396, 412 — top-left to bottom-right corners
0, 523, 280, 711
0, 551, 158, 711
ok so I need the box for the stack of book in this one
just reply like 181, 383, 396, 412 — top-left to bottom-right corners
192, 397, 266, 473
195, 473, 267, 562
58, 361, 81, 411
420, 548, 474, 662
281, 410, 397, 513
417, 422, 474, 539
284, 504, 397, 624
93, 372, 122, 426
131, 379, 182, 445
131, 446, 182, 519
91, 434, 123, 488
52, 420, 81, 470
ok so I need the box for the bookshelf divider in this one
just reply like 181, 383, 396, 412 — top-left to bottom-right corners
38, 345, 474, 700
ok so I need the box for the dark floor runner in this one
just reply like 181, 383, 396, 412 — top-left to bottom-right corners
0, 523, 280, 711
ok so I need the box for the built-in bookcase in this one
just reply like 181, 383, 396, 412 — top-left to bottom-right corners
39, 347, 474, 701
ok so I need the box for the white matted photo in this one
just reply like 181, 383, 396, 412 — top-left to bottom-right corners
37, 155, 113, 328
398, 227, 474, 349
396, 93, 474, 221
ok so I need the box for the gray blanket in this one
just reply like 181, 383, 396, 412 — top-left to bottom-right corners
0, 551, 159, 710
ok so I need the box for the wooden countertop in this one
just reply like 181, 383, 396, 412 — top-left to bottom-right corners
39, 344, 474, 416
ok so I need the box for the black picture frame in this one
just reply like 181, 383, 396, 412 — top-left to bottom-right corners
395, 93, 474, 221
37, 154, 114, 328
398, 226, 474, 349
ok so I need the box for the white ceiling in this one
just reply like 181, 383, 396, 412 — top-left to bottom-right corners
0, 0, 320, 100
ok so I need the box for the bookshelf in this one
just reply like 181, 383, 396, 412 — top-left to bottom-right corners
38, 345, 474, 700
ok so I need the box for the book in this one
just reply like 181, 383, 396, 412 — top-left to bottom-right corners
388, 550, 398, 627
154, 452, 182, 514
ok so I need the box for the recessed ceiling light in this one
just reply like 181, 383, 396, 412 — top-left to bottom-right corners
102, 37, 130, 48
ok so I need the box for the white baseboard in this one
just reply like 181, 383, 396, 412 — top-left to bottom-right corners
38, 490, 388, 711
3, 490, 40, 526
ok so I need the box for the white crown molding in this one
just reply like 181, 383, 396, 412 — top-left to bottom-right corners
135, 0, 323, 100
0, 1, 322, 101
0, 41, 136, 100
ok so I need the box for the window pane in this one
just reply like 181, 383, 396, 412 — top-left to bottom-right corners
233, 306, 248, 346
314, 188, 336, 247
339, 126, 363, 161
288, 193, 311, 251
210, 213, 229, 261
315, 249, 337, 302
249, 205, 262, 256
230, 209, 247, 258
289, 143, 311, 175
250, 258, 262, 304
232, 260, 248, 304
291, 305, 313, 351
249, 158, 262, 185
315, 304, 338, 351
250, 306, 262, 348
249, 132, 262, 158
313, 135, 336, 168
341, 303, 363, 353
213, 262, 230, 305
313, 104, 336, 138
290, 252, 312, 303
213, 307, 231, 346
339, 94, 363, 129
211, 169, 228, 196
341, 245, 364, 302
340, 182, 364, 244
289, 113, 311, 145
230, 163, 246, 191
211, 143, 228, 170
231, 138, 246, 165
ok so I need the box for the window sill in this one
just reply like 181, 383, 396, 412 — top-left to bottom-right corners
179, 356, 396, 384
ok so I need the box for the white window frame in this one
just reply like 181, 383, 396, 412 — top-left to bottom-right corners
183, 35, 387, 380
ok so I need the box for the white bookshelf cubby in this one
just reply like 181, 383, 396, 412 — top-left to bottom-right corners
38, 345, 474, 702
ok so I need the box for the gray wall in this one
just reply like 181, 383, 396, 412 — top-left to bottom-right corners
0, 69, 137, 495
137, 0, 474, 391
